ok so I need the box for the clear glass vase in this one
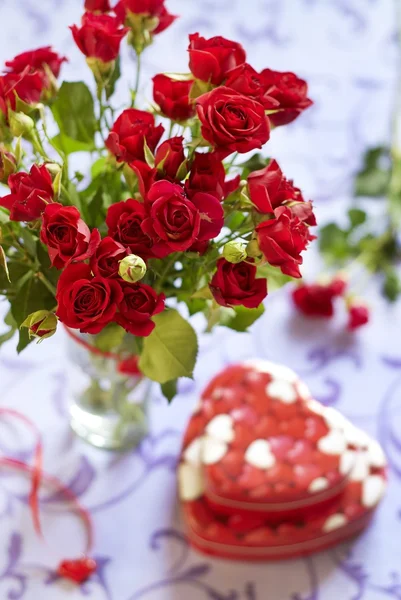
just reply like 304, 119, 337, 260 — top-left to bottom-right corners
66, 328, 152, 451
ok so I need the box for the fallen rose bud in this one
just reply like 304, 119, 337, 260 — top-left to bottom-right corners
347, 301, 370, 331
119, 254, 147, 283
223, 240, 247, 264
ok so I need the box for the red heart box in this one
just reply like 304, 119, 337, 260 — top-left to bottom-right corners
178, 360, 387, 561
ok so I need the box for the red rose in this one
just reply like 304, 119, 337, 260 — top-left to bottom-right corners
129, 160, 158, 198
261, 69, 313, 127
106, 108, 164, 163
248, 159, 307, 214
70, 13, 128, 63
106, 198, 153, 258
152, 74, 194, 121
56, 263, 123, 334
292, 279, 346, 318
85, 0, 111, 11
115, 0, 177, 34
0, 70, 44, 116
290, 200, 317, 227
255, 206, 312, 278
210, 258, 267, 309
115, 281, 165, 336
0, 164, 53, 222
5, 46, 67, 80
90, 236, 128, 278
155, 137, 186, 180
347, 302, 369, 331
225, 63, 280, 110
196, 87, 270, 157
41, 203, 100, 269
188, 33, 246, 85
186, 152, 226, 200
141, 180, 224, 258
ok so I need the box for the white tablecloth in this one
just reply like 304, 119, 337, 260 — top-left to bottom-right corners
1, 1, 401, 598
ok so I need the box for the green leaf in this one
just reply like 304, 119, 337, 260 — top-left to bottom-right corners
256, 263, 292, 291
0, 246, 10, 282
19, 227, 37, 258
139, 309, 198, 384
51, 82, 96, 154
143, 138, 155, 168
383, 269, 401, 302
319, 223, 350, 262
354, 147, 391, 198
348, 208, 367, 229
93, 323, 125, 353
160, 379, 178, 403
87, 188, 105, 228
0, 208, 9, 224
222, 304, 265, 332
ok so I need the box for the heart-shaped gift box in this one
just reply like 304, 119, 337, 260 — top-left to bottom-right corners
178, 360, 387, 560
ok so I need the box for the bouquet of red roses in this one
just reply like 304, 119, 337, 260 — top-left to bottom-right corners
0, 0, 315, 398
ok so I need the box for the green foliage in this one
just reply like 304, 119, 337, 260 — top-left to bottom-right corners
354, 147, 391, 198
94, 323, 126, 353
383, 268, 401, 302
222, 303, 265, 332
51, 82, 97, 154
160, 379, 178, 403
139, 309, 198, 384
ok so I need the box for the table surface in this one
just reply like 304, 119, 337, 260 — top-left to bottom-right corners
1, 1, 401, 599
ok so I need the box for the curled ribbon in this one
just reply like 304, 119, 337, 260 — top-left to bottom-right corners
0, 408, 97, 584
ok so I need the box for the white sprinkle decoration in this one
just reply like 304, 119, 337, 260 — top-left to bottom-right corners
349, 452, 370, 482
317, 429, 347, 455
308, 477, 329, 493
202, 437, 228, 465
367, 439, 387, 469
178, 463, 204, 501
183, 437, 203, 466
297, 381, 312, 400
339, 450, 357, 475
245, 440, 276, 470
362, 475, 386, 508
306, 399, 325, 416
323, 513, 348, 533
245, 360, 298, 383
266, 380, 297, 404
323, 407, 349, 430
205, 414, 234, 443
343, 423, 371, 448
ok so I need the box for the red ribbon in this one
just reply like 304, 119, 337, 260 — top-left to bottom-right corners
64, 326, 141, 375
0, 408, 96, 584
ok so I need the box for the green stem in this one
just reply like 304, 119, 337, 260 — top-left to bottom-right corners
36, 272, 57, 297
97, 85, 107, 145
155, 254, 177, 292
131, 51, 142, 107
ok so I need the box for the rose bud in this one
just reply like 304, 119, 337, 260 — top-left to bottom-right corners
115, 0, 177, 37
155, 137, 187, 180
223, 240, 247, 264
9, 112, 34, 138
188, 33, 246, 85
260, 68, 313, 127
152, 74, 194, 122
106, 108, 164, 163
0, 148, 17, 184
21, 310, 58, 341
0, 164, 54, 222
119, 254, 147, 283
347, 301, 370, 331
85, 0, 111, 12
70, 13, 128, 65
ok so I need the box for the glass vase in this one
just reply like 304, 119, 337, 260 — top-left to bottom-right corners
65, 328, 152, 451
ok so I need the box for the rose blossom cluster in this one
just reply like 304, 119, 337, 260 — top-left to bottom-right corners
0, 0, 317, 342
292, 277, 370, 331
